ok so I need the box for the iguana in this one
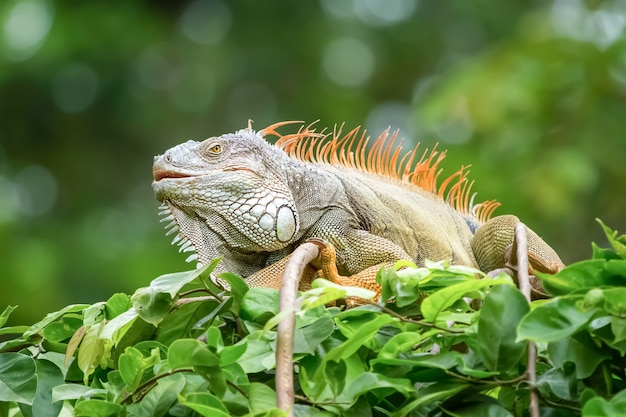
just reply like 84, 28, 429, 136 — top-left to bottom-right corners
152, 121, 564, 298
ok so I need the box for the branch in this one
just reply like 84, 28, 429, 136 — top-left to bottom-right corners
368, 301, 465, 333
120, 367, 194, 405
276, 241, 320, 417
513, 223, 539, 417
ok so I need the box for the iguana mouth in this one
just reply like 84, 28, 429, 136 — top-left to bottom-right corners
157, 201, 199, 265
153, 167, 258, 182
153, 170, 191, 182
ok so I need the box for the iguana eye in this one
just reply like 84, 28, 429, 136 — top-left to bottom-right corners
207, 143, 223, 154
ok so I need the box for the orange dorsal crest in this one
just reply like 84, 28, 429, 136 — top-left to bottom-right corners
260, 121, 500, 224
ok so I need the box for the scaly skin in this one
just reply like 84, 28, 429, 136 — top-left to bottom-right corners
152, 123, 564, 295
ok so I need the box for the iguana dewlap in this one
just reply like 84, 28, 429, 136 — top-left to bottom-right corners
152, 121, 564, 294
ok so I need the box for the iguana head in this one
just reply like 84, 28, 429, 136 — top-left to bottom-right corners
152, 127, 300, 266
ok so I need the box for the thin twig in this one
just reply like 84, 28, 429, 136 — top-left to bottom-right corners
178, 288, 213, 297
276, 242, 320, 417
514, 223, 539, 417
173, 296, 217, 307
369, 301, 466, 333
443, 369, 527, 386
120, 367, 194, 405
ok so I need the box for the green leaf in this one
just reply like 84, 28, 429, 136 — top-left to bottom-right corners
338, 372, 413, 403
83, 302, 106, 327
248, 382, 277, 413
328, 313, 396, 361
538, 259, 626, 296
155, 298, 221, 346
217, 272, 249, 313
0, 325, 29, 337
236, 337, 275, 373
611, 316, 626, 344
378, 261, 424, 306
536, 363, 579, 402
301, 278, 376, 309
167, 339, 226, 396
99, 308, 138, 341
597, 218, 626, 258
475, 284, 529, 372
390, 382, 470, 416
65, 325, 86, 366
126, 372, 185, 417
421, 277, 511, 322
372, 351, 461, 374
548, 333, 610, 379
132, 261, 220, 326
220, 341, 247, 366
118, 346, 159, 391
77, 322, 110, 384
206, 326, 224, 351
0, 353, 37, 404
293, 315, 335, 355
583, 397, 626, 416
131, 286, 174, 326
603, 288, 626, 316
377, 332, 424, 360
240, 287, 279, 324
103, 371, 126, 403
261, 309, 292, 335
167, 339, 220, 369
104, 293, 132, 319
42, 320, 78, 343
325, 359, 347, 398
609, 390, 626, 411
20, 359, 64, 417
23, 304, 90, 338
592, 242, 623, 261
178, 392, 230, 417
74, 399, 122, 417
442, 398, 514, 417
517, 296, 598, 342
0, 305, 18, 328
52, 384, 107, 402
151, 260, 219, 297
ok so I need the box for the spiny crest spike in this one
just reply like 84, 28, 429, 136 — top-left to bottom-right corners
260, 120, 308, 139
265, 121, 499, 224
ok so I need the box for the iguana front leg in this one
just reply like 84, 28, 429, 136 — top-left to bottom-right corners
245, 209, 410, 297
308, 237, 391, 301
245, 236, 392, 303
245, 252, 319, 291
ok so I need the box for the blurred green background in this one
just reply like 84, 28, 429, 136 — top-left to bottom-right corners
1, 0, 625, 324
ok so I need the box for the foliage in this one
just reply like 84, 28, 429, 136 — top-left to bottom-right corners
1, 220, 626, 416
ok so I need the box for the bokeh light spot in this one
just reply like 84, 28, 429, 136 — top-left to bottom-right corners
321, 0, 418, 26
551, 0, 626, 49
365, 102, 413, 142
14, 165, 57, 217
51, 63, 99, 113
353, 0, 418, 27
3, 0, 53, 61
179, 0, 231, 45
322, 37, 375, 87
0, 176, 20, 223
